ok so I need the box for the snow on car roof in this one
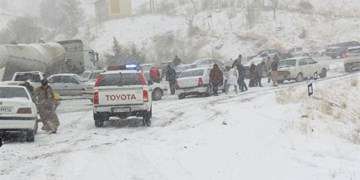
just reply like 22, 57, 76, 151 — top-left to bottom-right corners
102, 70, 140, 75
348, 46, 360, 50
50, 73, 78, 76
281, 56, 310, 61
182, 67, 210, 72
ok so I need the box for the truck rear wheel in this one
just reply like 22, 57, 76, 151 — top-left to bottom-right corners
143, 111, 152, 127
26, 130, 35, 142
152, 88, 163, 101
94, 113, 107, 128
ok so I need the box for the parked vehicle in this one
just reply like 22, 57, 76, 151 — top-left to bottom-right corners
176, 67, 224, 99
80, 70, 106, 99
1, 71, 45, 89
0, 86, 38, 142
48, 74, 89, 96
344, 46, 360, 72
92, 68, 152, 127
143, 71, 168, 101
277, 57, 328, 83
325, 41, 360, 59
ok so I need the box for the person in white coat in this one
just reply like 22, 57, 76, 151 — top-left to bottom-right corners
228, 67, 239, 94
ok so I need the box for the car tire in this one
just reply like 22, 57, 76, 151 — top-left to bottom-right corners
319, 68, 327, 78
94, 113, 106, 128
26, 130, 35, 142
296, 73, 304, 82
143, 110, 152, 127
178, 94, 186, 100
152, 88, 163, 101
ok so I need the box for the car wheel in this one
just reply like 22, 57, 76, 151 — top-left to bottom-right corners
26, 130, 35, 142
319, 68, 327, 78
94, 113, 106, 127
143, 111, 151, 127
152, 88, 163, 101
296, 73, 304, 82
178, 94, 186, 100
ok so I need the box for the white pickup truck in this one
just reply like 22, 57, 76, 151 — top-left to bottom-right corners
92, 70, 152, 127
0, 71, 45, 90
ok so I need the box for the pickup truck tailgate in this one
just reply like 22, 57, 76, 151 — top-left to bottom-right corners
98, 87, 144, 105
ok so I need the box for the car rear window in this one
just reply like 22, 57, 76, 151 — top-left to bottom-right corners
97, 73, 146, 86
180, 70, 204, 78
0, 87, 29, 99
279, 60, 297, 67
14, 73, 41, 82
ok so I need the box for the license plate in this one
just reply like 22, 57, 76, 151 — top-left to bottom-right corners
0, 106, 12, 113
112, 107, 130, 113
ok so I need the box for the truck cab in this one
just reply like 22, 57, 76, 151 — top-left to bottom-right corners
92, 68, 152, 127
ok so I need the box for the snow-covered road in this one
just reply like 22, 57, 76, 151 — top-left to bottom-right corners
1, 71, 360, 180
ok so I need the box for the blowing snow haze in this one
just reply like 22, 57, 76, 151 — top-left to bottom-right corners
1, 0, 360, 180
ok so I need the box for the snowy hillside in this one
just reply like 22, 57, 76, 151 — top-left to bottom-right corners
86, 0, 360, 63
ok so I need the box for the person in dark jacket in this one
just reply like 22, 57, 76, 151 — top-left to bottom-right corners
256, 61, 265, 87
173, 56, 182, 66
249, 63, 257, 87
165, 64, 177, 95
271, 56, 280, 86
210, 64, 224, 96
237, 64, 248, 92
232, 54, 242, 68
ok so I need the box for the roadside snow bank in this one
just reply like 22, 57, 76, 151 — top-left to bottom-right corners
276, 75, 360, 144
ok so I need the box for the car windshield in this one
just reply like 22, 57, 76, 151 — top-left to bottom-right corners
14, 73, 41, 82
279, 59, 297, 67
98, 73, 146, 86
180, 69, 204, 78
0, 87, 29, 99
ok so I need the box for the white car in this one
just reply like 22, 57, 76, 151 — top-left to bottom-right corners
0, 86, 38, 142
1, 71, 45, 89
48, 74, 89, 96
93, 69, 152, 127
344, 46, 360, 72
277, 57, 328, 82
176, 67, 224, 99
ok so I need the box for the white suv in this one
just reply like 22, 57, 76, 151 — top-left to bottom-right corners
93, 69, 152, 127
277, 57, 328, 82
176, 67, 224, 99
0, 86, 38, 142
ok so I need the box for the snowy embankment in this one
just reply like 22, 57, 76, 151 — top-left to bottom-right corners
1, 73, 360, 180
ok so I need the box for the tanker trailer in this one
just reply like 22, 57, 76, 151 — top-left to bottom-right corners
0, 43, 65, 81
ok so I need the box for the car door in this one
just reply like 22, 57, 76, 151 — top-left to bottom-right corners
306, 58, 319, 75
48, 76, 65, 95
61, 76, 83, 96
298, 58, 309, 77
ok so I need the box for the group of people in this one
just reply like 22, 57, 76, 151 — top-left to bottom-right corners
165, 54, 281, 96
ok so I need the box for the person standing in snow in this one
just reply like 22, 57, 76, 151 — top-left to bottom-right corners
228, 66, 239, 94
271, 55, 280, 86
249, 63, 257, 87
232, 54, 242, 68
33, 79, 60, 134
165, 64, 177, 95
223, 66, 231, 94
173, 55, 182, 66
256, 61, 265, 87
209, 64, 224, 96
237, 63, 248, 92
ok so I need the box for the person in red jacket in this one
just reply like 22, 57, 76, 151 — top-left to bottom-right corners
150, 66, 161, 83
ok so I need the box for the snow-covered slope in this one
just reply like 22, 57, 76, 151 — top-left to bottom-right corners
1, 73, 360, 180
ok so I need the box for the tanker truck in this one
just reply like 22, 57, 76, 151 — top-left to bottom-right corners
0, 40, 94, 81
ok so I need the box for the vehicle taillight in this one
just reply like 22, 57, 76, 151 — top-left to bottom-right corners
198, 77, 204, 86
17, 107, 32, 114
143, 89, 149, 102
138, 73, 147, 85
94, 75, 104, 87
93, 91, 99, 105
